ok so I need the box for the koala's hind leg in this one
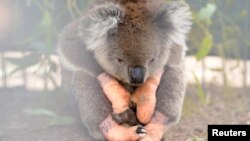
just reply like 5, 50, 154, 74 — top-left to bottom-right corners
71, 70, 112, 140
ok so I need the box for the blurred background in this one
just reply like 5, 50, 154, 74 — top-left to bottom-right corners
0, 0, 249, 141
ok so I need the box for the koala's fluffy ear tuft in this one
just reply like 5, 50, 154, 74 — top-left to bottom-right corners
153, 1, 192, 47
79, 3, 124, 51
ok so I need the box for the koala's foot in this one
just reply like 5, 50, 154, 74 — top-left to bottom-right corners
100, 115, 146, 141
139, 111, 168, 141
111, 108, 139, 126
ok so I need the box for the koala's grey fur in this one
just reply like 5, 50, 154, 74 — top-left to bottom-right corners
58, 0, 192, 140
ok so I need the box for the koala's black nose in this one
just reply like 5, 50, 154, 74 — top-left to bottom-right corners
129, 66, 145, 85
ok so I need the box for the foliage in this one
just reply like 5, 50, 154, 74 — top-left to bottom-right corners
187, 0, 249, 97
188, 0, 249, 59
192, 72, 207, 103
186, 136, 205, 141
23, 108, 57, 117
3, 0, 89, 90
195, 3, 216, 60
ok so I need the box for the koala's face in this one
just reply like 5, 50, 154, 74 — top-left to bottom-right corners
79, 1, 191, 85
95, 24, 169, 85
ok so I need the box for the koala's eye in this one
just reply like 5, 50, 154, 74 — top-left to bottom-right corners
150, 58, 155, 63
117, 58, 124, 64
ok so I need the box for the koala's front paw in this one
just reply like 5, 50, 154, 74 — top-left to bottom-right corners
111, 108, 139, 126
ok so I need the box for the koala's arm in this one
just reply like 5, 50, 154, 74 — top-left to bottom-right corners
156, 44, 187, 126
58, 20, 111, 140
71, 70, 112, 140
154, 0, 191, 126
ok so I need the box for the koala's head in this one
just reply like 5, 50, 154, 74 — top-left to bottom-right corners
79, 0, 192, 85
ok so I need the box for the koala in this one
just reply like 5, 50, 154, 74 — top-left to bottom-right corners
58, 0, 192, 140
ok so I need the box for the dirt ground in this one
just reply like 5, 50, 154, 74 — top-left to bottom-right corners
0, 85, 250, 141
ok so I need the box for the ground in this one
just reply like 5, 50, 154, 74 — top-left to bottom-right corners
0, 85, 249, 141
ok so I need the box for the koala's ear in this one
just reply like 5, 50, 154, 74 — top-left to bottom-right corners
79, 3, 124, 51
152, 1, 192, 47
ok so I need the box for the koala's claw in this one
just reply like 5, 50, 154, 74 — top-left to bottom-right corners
136, 126, 147, 134
111, 108, 139, 126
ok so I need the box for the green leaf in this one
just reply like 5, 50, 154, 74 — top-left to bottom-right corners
23, 108, 57, 117
30, 41, 53, 54
192, 136, 205, 141
198, 3, 216, 21
240, 10, 248, 18
5, 53, 41, 75
49, 116, 75, 126
41, 11, 52, 27
5, 53, 41, 67
195, 34, 213, 60
18, 27, 45, 45
192, 72, 206, 103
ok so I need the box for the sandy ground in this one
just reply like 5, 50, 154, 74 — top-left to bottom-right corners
0, 85, 249, 141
